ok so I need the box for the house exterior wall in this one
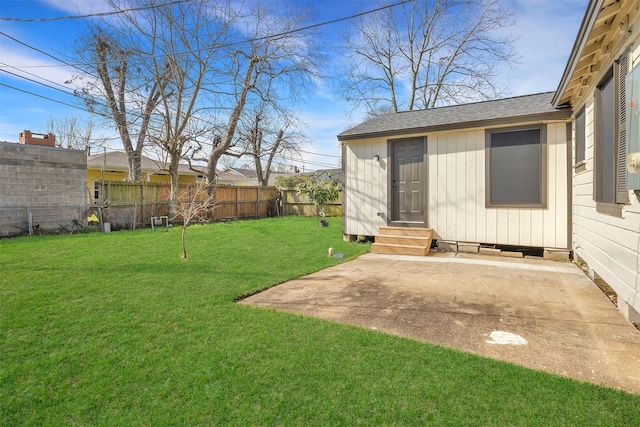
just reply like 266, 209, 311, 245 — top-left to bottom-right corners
343, 121, 570, 249
570, 34, 640, 317
343, 138, 388, 237
0, 141, 86, 207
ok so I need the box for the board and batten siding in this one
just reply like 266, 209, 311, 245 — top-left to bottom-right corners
571, 39, 640, 316
343, 121, 570, 249
343, 138, 388, 237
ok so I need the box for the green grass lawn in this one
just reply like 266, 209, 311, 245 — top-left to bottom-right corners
1, 216, 639, 426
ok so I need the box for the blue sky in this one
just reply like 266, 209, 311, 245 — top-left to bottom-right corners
0, 0, 588, 171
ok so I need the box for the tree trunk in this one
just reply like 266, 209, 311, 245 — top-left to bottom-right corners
181, 225, 187, 259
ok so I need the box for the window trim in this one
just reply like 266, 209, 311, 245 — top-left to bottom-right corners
93, 181, 101, 201
485, 124, 547, 209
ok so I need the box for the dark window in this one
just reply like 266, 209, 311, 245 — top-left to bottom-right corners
575, 106, 585, 164
597, 72, 616, 203
486, 126, 546, 207
94, 181, 100, 200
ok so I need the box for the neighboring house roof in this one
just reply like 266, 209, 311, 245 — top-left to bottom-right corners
87, 151, 198, 175
216, 167, 298, 186
226, 167, 259, 179
337, 92, 570, 141
553, 0, 637, 107
302, 168, 343, 184
216, 167, 253, 184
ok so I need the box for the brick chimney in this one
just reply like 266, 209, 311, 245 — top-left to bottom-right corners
19, 130, 56, 147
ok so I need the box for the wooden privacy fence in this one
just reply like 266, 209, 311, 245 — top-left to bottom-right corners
96, 181, 342, 228
214, 186, 278, 220
279, 188, 342, 217
97, 182, 277, 228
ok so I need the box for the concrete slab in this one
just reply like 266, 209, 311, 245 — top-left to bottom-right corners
240, 252, 640, 394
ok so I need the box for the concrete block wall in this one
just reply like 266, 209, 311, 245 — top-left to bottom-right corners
0, 141, 87, 207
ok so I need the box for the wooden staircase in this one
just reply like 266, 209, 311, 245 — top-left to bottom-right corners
371, 226, 433, 256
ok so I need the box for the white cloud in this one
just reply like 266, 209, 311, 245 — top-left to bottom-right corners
1, 49, 76, 86
41, 0, 112, 15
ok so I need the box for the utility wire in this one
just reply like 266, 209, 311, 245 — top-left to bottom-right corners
0, 82, 115, 119
0, 61, 71, 91
297, 148, 340, 158
0, 0, 195, 22
0, 0, 412, 70
0, 77, 342, 168
0, 31, 76, 68
0, 68, 79, 97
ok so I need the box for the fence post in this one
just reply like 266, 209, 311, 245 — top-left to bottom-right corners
132, 203, 137, 230
255, 187, 259, 218
27, 208, 33, 236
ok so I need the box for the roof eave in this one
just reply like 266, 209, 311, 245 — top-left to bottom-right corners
337, 110, 571, 142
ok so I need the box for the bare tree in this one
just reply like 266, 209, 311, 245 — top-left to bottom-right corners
45, 116, 107, 150
341, 0, 517, 116
120, 0, 236, 213
218, 154, 239, 170
172, 181, 217, 259
202, 0, 319, 198
237, 106, 305, 187
70, 26, 166, 180
71, 0, 317, 204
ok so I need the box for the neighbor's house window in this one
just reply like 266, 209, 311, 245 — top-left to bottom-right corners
575, 106, 586, 165
93, 181, 108, 202
594, 53, 629, 213
486, 125, 547, 208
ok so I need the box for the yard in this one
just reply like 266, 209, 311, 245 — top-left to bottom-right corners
1, 216, 639, 425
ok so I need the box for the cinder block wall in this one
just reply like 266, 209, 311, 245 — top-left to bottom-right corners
0, 141, 87, 207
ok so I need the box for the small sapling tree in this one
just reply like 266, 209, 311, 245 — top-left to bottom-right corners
296, 176, 340, 226
172, 181, 217, 259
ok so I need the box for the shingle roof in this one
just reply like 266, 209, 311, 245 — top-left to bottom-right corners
337, 92, 570, 141
303, 168, 343, 184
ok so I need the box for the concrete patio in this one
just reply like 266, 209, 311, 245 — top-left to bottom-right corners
241, 252, 640, 394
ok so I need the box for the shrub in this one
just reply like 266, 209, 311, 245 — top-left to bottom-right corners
296, 176, 340, 218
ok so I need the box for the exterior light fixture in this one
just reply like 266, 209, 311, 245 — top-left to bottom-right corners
373, 154, 380, 161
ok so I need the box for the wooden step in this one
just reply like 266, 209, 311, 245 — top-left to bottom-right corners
371, 242, 429, 256
378, 226, 433, 238
375, 235, 432, 246
373, 227, 433, 256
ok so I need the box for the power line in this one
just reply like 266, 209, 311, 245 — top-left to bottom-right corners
297, 148, 340, 158
0, 61, 71, 91
0, 0, 412, 70
246, 0, 412, 43
0, 64, 134, 117
0, 68, 78, 98
0, 0, 195, 22
0, 82, 101, 115
0, 79, 342, 162
0, 31, 76, 68
0, 69, 167, 128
